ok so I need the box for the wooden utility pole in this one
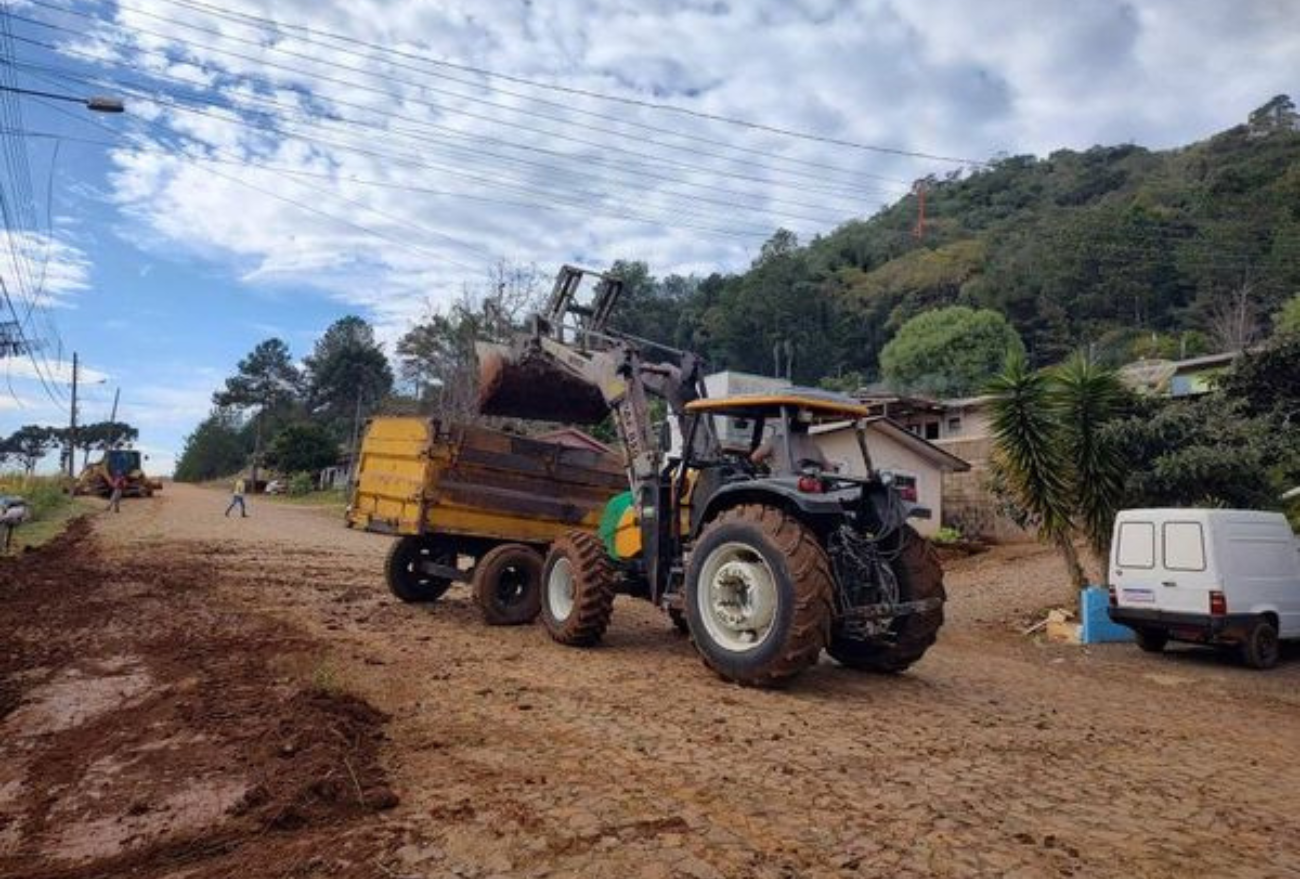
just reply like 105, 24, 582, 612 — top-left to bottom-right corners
66, 352, 78, 479
912, 180, 927, 240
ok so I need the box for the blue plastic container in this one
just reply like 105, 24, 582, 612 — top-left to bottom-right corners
1078, 585, 1134, 643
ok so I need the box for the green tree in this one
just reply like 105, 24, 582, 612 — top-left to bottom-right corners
986, 354, 1086, 590
266, 422, 339, 475
304, 316, 394, 440
4, 425, 59, 475
1275, 293, 1300, 337
881, 306, 1025, 397
174, 409, 251, 482
1053, 355, 1128, 561
213, 338, 302, 412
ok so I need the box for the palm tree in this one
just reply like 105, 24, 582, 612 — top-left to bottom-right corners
987, 352, 1087, 590
1053, 354, 1127, 565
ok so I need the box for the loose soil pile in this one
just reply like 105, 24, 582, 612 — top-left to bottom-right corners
0, 520, 398, 879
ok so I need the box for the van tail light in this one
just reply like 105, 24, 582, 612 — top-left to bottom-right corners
1209, 590, 1227, 617
1108, 585, 1117, 608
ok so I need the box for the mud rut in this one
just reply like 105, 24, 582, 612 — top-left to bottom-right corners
3, 485, 1300, 879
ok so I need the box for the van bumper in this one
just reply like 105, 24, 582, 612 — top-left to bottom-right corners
1108, 607, 1255, 644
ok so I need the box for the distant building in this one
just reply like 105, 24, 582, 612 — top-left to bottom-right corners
812, 418, 970, 538
1120, 351, 1240, 398
533, 427, 617, 457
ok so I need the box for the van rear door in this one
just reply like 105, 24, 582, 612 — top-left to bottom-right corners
1154, 519, 1217, 614
1112, 516, 1216, 615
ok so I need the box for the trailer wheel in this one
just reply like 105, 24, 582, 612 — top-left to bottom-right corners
1240, 617, 1280, 670
827, 525, 945, 674
385, 535, 456, 603
685, 504, 833, 687
473, 543, 544, 626
541, 531, 617, 646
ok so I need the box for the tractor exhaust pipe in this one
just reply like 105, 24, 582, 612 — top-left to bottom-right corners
476, 342, 609, 424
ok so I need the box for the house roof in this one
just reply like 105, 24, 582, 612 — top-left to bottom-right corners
534, 427, 617, 456
686, 388, 869, 419
812, 416, 971, 473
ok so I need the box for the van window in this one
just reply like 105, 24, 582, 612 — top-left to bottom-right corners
1116, 522, 1155, 568
1163, 522, 1206, 571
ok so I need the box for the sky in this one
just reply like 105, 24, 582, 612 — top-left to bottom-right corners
0, 0, 1297, 474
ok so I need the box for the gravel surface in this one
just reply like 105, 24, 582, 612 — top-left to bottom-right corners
2, 483, 1298, 878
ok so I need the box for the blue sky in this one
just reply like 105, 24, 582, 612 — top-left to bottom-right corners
2, 0, 1298, 474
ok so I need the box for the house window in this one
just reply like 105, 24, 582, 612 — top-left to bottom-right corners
924, 422, 940, 440
947, 416, 962, 435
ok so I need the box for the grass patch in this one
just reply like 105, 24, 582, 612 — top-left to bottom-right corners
261, 488, 348, 512
0, 474, 90, 553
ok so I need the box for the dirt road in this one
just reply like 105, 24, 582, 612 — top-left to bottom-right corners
3, 483, 1299, 878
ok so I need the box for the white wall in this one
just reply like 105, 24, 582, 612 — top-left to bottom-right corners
814, 427, 944, 537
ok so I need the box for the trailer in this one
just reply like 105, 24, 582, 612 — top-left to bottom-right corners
348, 417, 626, 625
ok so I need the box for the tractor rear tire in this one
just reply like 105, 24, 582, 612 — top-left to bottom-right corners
385, 535, 456, 603
827, 525, 945, 674
473, 543, 544, 626
685, 504, 833, 687
541, 531, 617, 646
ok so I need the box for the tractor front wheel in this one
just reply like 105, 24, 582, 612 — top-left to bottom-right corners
540, 531, 617, 646
685, 505, 833, 687
385, 535, 457, 603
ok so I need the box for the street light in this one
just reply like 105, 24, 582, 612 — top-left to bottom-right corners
0, 84, 125, 113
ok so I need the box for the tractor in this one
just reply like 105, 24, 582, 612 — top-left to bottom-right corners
477, 266, 944, 686
74, 449, 162, 498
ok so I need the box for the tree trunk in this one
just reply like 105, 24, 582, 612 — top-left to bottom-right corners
1054, 533, 1087, 599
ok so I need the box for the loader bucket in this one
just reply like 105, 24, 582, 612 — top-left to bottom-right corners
476, 343, 610, 424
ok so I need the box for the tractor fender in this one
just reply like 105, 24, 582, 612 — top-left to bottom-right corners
690, 479, 846, 537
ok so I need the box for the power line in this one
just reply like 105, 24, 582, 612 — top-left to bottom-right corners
19, 63, 789, 240
17, 3, 904, 204
16, 54, 853, 231
146, 0, 915, 186
145, 0, 989, 168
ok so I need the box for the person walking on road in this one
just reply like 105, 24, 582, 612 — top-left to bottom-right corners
106, 473, 126, 513
225, 476, 248, 518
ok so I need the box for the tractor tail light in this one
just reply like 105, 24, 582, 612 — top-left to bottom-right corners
1209, 590, 1227, 616
797, 475, 824, 494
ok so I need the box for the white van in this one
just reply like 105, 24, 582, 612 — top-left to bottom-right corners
1107, 509, 1300, 669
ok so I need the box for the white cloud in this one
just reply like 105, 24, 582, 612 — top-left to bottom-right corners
33, 0, 1300, 338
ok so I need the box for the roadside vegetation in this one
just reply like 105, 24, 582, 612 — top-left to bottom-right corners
0, 474, 82, 552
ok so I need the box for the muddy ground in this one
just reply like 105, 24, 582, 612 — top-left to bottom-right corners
2, 483, 1298, 878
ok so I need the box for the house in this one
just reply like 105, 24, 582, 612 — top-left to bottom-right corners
1120, 351, 1240, 398
811, 418, 970, 538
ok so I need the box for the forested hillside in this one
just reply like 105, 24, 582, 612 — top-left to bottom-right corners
611, 95, 1300, 385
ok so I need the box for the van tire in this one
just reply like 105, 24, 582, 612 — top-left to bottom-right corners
473, 544, 544, 625
1240, 618, 1280, 670
1135, 628, 1168, 654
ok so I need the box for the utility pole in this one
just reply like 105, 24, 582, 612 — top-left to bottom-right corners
67, 352, 78, 479
347, 388, 364, 488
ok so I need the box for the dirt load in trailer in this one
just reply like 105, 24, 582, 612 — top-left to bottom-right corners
348, 417, 626, 625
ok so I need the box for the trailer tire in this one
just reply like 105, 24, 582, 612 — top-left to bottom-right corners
1240, 617, 1280, 670
385, 535, 456, 603
541, 531, 617, 646
685, 504, 833, 687
827, 525, 945, 674
473, 543, 544, 626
